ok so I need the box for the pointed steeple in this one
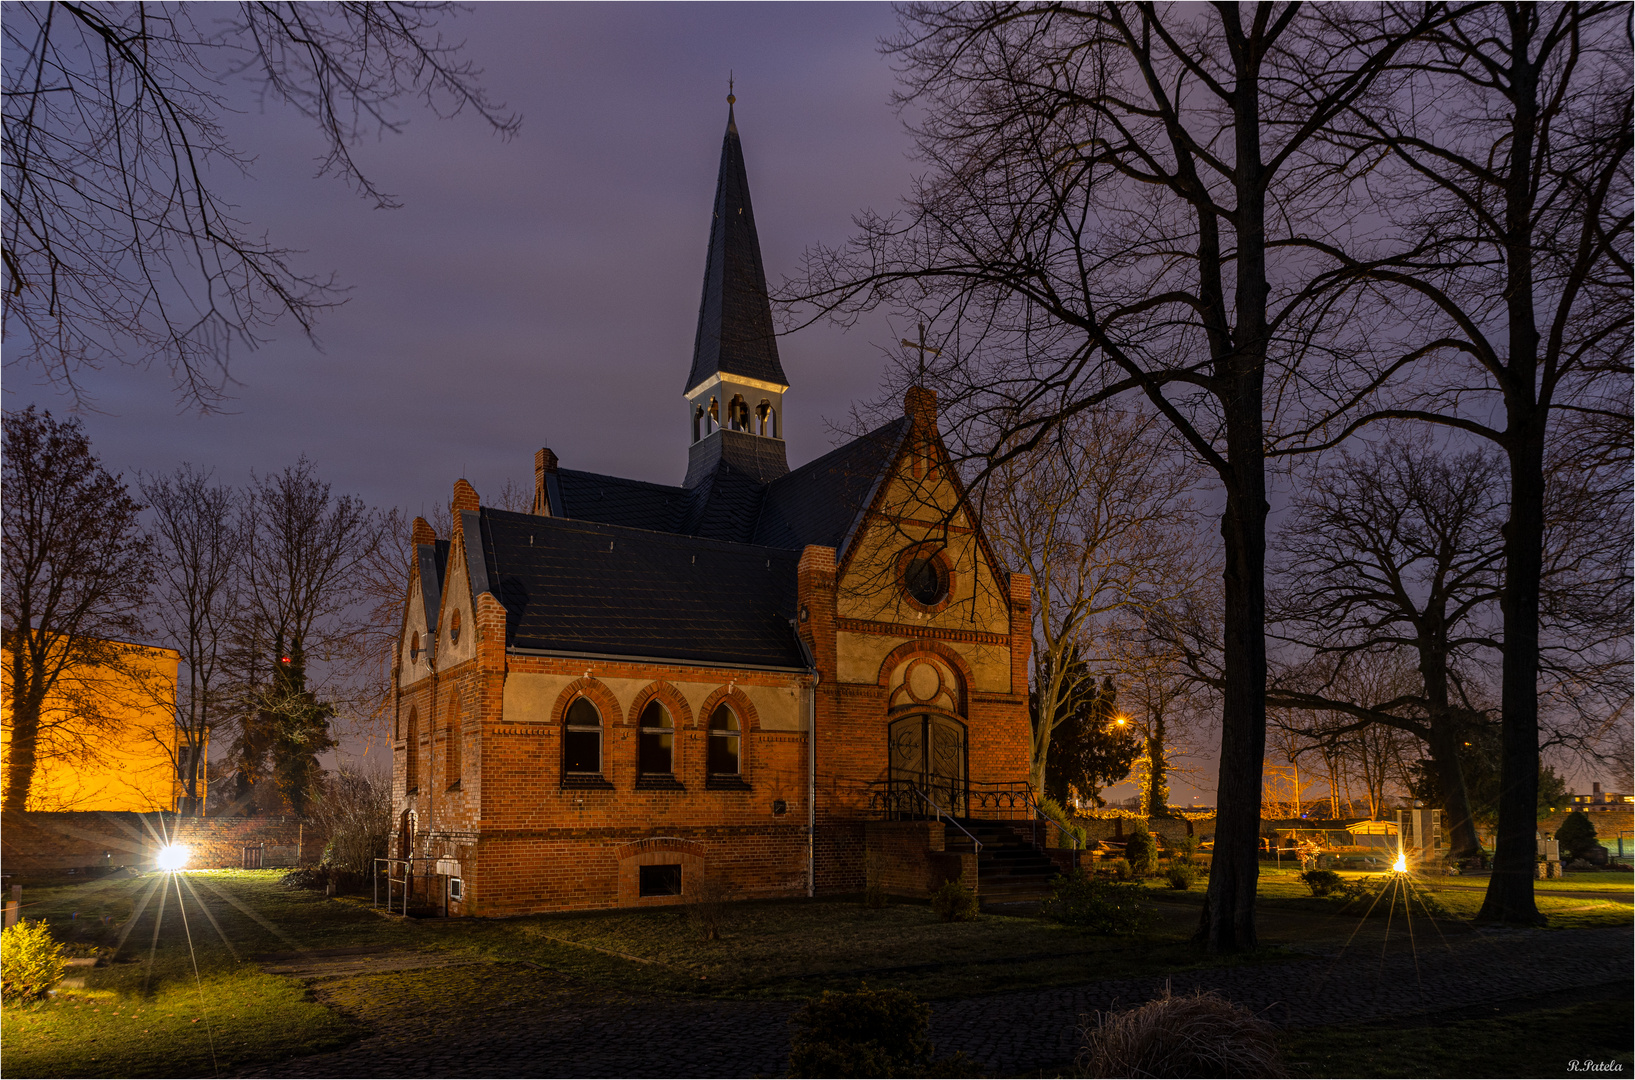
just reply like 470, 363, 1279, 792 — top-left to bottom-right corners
685, 100, 788, 394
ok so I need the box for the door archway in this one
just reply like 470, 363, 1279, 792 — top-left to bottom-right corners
888, 713, 967, 815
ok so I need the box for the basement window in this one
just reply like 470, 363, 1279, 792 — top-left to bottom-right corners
639, 864, 682, 897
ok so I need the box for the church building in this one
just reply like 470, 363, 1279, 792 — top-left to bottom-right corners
391, 100, 1041, 916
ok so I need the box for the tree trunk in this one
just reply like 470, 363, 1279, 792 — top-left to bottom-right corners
1480, 427, 1547, 923
2, 692, 42, 812
1426, 718, 1481, 859
1479, 13, 1544, 925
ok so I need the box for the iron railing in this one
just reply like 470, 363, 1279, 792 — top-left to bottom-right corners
868, 776, 1071, 850
373, 857, 449, 917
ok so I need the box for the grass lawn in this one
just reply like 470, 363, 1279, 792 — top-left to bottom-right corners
1283, 982, 1634, 1078
434, 891, 1287, 1001
3, 865, 1628, 1078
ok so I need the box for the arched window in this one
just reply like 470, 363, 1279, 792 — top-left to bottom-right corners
405, 707, 420, 792
445, 691, 462, 787
693, 405, 703, 443
768, 405, 778, 438
708, 703, 741, 776
638, 700, 674, 775
449, 608, 462, 646
564, 697, 602, 774
410, 630, 421, 663
729, 394, 750, 431
708, 397, 719, 432
756, 400, 770, 435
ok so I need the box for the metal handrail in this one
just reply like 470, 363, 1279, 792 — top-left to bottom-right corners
374, 856, 447, 917
907, 784, 982, 853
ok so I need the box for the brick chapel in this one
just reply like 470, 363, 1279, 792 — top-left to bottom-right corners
390, 100, 1039, 916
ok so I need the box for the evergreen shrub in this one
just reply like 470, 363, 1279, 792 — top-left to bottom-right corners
1555, 811, 1598, 860
1123, 830, 1158, 876
1299, 869, 1344, 897
1044, 869, 1152, 935
1165, 863, 1196, 890
788, 984, 933, 1077
929, 879, 978, 922
1, 920, 64, 1002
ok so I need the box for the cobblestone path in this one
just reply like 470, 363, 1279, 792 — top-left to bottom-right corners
240, 925, 1630, 1078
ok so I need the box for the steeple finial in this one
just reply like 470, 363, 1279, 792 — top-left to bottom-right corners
727, 71, 735, 106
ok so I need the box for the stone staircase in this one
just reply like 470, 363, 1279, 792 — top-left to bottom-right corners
945, 818, 1061, 902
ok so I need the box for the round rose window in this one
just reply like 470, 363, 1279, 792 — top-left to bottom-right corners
903, 556, 947, 606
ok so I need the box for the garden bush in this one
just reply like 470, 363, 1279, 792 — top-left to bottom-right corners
687, 875, 733, 941
1173, 834, 1199, 865
1164, 863, 1196, 890
1123, 829, 1158, 876
2, 919, 65, 1002
1044, 869, 1152, 935
1299, 868, 1344, 897
929, 879, 978, 922
788, 983, 933, 1077
1080, 986, 1286, 1078
311, 767, 392, 877
1106, 857, 1133, 881
1556, 811, 1598, 860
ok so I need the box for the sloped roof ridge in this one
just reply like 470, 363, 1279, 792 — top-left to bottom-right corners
481, 504, 796, 558
557, 467, 688, 496
771, 414, 910, 487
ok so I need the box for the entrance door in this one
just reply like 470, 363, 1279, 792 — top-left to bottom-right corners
888, 714, 967, 814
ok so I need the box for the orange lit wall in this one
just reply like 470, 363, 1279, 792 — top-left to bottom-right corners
1, 642, 199, 812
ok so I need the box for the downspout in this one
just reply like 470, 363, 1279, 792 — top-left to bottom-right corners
792, 622, 820, 898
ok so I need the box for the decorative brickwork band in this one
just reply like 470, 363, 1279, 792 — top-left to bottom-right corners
839, 618, 1006, 647
550, 677, 624, 727
627, 680, 696, 729
875, 639, 971, 715
697, 684, 763, 732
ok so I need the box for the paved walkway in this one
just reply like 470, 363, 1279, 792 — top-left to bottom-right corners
236, 923, 1632, 1078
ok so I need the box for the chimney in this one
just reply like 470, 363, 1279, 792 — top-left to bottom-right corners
1593, 781, 1601, 796
905, 386, 938, 431
411, 516, 435, 546
533, 447, 558, 516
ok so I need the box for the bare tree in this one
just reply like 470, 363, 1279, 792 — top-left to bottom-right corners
981, 405, 1206, 795
141, 465, 241, 815
2, 406, 156, 810
1267, 434, 1505, 856
2, 2, 519, 409
224, 457, 376, 810
1299, 2, 1632, 923
789, 3, 1442, 952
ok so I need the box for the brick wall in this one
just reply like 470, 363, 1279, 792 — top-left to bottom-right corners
0, 811, 324, 874
864, 820, 979, 898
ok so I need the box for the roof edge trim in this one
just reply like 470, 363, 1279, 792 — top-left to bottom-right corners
505, 645, 806, 674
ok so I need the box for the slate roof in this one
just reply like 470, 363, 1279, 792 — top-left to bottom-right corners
478, 508, 805, 668
546, 415, 910, 561
685, 105, 788, 393
754, 417, 909, 552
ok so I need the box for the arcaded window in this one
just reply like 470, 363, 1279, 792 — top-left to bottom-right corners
564, 697, 602, 774
405, 707, 420, 791
693, 405, 703, 442
708, 397, 719, 432
708, 703, 741, 776
729, 394, 750, 431
638, 700, 674, 775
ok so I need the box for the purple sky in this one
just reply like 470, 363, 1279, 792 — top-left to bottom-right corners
7, 4, 1214, 803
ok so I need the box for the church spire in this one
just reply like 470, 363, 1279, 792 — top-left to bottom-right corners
684, 95, 788, 395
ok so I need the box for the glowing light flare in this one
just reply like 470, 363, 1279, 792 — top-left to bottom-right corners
1114, 714, 1128, 726
157, 844, 191, 871
1392, 849, 1407, 874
